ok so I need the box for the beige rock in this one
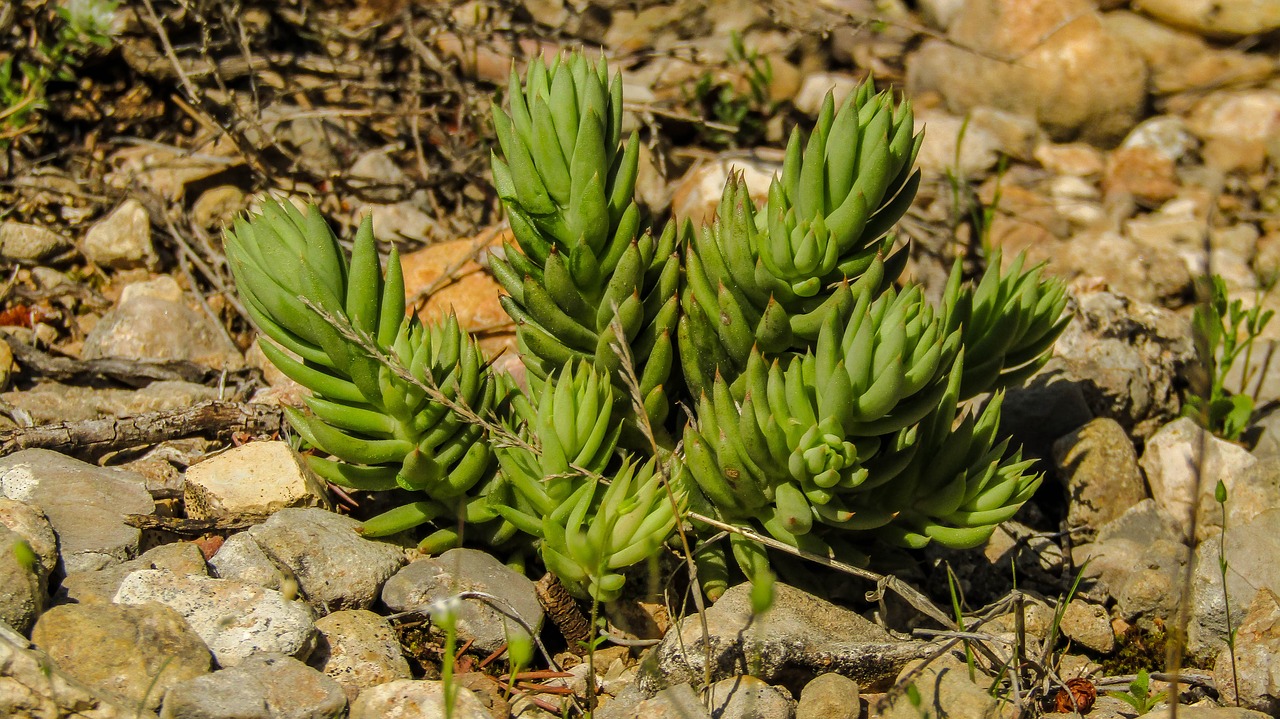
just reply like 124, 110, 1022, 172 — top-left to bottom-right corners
793, 72, 863, 116
1140, 416, 1258, 541
907, 0, 1148, 144
191, 185, 246, 228
311, 610, 412, 702
1034, 142, 1106, 177
1187, 90, 1280, 173
0, 222, 71, 261
183, 440, 330, 520
1133, 0, 1280, 37
1103, 11, 1274, 95
82, 199, 157, 270
669, 154, 778, 231
914, 109, 1002, 178
399, 229, 515, 362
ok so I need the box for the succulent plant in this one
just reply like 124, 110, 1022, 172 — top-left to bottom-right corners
679, 85, 922, 397
491, 362, 684, 601
489, 53, 679, 436
223, 199, 511, 551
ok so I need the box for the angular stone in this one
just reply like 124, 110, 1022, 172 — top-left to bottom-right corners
381, 548, 542, 654
1059, 599, 1116, 654
0, 449, 154, 573
347, 678, 493, 719
1140, 417, 1258, 541
83, 276, 244, 371
160, 654, 346, 719
83, 199, 157, 269
1052, 418, 1147, 533
1076, 500, 1189, 622
114, 569, 317, 667
32, 602, 211, 711
877, 654, 1003, 719
1190, 510, 1280, 657
642, 582, 928, 695
184, 442, 330, 520
1215, 588, 1280, 714
1186, 90, 1280, 173
2, 380, 221, 425
0, 497, 58, 582
0, 222, 71, 261
669, 156, 777, 231
310, 609, 412, 702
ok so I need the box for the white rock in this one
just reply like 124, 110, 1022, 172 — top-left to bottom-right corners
184, 441, 329, 520
793, 72, 862, 117
1133, 0, 1280, 37
1187, 90, 1280, 173
913, 109, 1002, 179
1139, 417, 1257, 541
114, 569, 317, 667
348, 679, 493, 719
82, 199, 157, 269
669, 155, 778, 231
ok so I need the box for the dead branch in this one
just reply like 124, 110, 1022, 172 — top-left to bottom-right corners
2, 332, 260, 390
0, 400, 282, 457
123, 513, 263, 534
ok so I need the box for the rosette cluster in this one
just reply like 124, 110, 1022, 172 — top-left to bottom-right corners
224, 199, 509, 551
489, 53, 679, 433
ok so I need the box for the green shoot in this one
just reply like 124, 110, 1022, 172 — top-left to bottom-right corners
1185, 275, 1274, 441
1108, 668, 1167, 715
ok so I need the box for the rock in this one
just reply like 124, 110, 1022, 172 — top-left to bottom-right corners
0, 222, 72, 261
1186, 90, 1280, 174
1060, 599, 1116, 653
907, 0, 1147, 144
793, 72, 862, 117
1052, 288, 1195, 439
0, 449, 154, 573
184, 442, 330, 521
347, 678, 494, 719
876, 654, 1005, 719
1034, 142, 1105, 177
632, 683, 712, 719
1215, 588, 1280, 713
706, 675, 796, 719
1052, 418, 1148, 533
380, 548, 543, 654
1075, 499, 1190, 622
361, 197, 437, 244
1142, 705, 1270, 719
349, 149, 407, 202
309, 609, 412, 702
210, 508, 405, 614
642, 582, 927, 695
1140, 417, 1258, 541
999, 367, 1094, 459
83, 276, 245, 371
191, 186, 246, 228
1190, 509, 1280, 657
1132, 0, 1280, 37
0, 526, 41, 633
114, 569, 317, 667
0, 621, 157, 719
400, 231, 514, 361
917, 0, 964, 29
1056, 230, 1193, 307
0, 497, 58, 582
31, 603, 211, 711
82, 199, 157, 269
1049, 176, 1105, 231
2, 380, 222, 424
1103, 146, 1179, 206
160, 653, 346, 719
105, 140, 241, 201
60, 540, 210, 605
1103, 11, 1274, 96
669, 155, 778, 231
797, 673, 860, 719
913, 109, 1002, 178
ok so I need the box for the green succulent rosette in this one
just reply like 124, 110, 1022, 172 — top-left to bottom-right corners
489, 52, 679, 435
223, 199, 512, 551
491, 361, 684, 601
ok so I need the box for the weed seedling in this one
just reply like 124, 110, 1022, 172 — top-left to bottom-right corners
1108, 668, 1167, 715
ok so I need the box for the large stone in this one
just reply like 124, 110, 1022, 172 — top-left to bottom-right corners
210, 508, 405, 614
907, 0, 1147, 144
1056, 230, 1193, 307
1133, 0, 1280, 37
381, 548, 543, 654
160, 653, 347, 719
83, 276, 244, 371
641, 582, 929, 695
1190, 510, 1280, 657
705, 675, 797, 719
876, 654, 1008, 719
347, 679, 494, 719
1215, 589, 1280, 713
1075, 499, 1190, 622
310, 609, 412, 702
1139, 417, 1258, 541
1186, 90, 1280, 174
0, 621, 157, 719
31, 603, 211, 711
797, 673, 860, 719
184, 442, 330, 520
400, 231, 514, 361
1103, 11, 1275, 95
82, 199, 157, 269
0, 449, 154, 573
1052, 418, 1147, 533
0, 497, 58, 582
114, 569, 317, 667
2, 381, 221, 424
